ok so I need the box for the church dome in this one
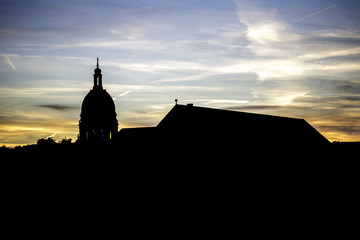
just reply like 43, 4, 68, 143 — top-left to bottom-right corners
81, 88, 116, 126
79, 58, 118, 142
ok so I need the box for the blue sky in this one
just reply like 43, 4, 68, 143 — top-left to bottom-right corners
1, 0, 360, 146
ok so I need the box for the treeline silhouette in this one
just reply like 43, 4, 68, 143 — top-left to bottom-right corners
1, 137, 76, 155
0, 137, 119, 159
1, 136, 359, 160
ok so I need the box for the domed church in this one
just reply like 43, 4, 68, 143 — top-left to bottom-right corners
79, 58, 118, 143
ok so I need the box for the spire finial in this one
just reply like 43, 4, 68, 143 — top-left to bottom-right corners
96, 57, 99, 68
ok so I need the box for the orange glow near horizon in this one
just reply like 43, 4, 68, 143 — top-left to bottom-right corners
0, 119, 79, 147
1, 116, 359, 148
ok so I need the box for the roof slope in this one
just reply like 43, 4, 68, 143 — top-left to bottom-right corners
157, 104, 329, 145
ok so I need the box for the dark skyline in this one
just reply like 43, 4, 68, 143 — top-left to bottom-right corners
1, 0, 360, 146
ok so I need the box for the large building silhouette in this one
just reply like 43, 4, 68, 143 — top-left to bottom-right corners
79, 58, 118, 143
118, 102, 329, 148
79, 59, 329, 147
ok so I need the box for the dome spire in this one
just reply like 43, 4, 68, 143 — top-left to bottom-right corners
93, 57, 102, 88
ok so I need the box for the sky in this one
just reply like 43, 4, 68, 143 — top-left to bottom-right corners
1, 0, 360, 146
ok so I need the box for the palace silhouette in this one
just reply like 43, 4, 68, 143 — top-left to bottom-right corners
79, 59, 329, 148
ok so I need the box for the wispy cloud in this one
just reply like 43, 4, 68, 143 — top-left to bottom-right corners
35, 104, 78, 111
45, 131, 61, 139
0, 112, 78, 146
2, 54, 16, 70
113, 90, 132, 100
229, 0, 360, 84
292, 3, 339, 24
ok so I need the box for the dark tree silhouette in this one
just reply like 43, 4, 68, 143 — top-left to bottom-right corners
37, 137, 56, 147
59, 137, 72, 145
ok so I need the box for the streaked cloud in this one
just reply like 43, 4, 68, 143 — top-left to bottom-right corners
1, 54, 16, 70
113, 90, 133, 100
45, 131, 61, 139
0, 114, 78, 147
292, 3, 338, 24
35, 104, 78, 111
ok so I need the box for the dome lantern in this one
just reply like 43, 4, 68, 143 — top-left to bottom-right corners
93, 57, 103, 88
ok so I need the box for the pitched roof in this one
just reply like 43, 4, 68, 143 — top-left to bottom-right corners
157, 104, 329, 145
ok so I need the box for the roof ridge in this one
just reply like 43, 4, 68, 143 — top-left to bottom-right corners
173, 103, 302, 121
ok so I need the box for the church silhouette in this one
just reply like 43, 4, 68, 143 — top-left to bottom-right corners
79, 59, 329, 149
79, 58, 118, 143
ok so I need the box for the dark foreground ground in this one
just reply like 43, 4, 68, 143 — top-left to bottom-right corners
1, 141, 357, 237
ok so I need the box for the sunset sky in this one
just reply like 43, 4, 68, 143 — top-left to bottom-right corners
1, 0, 360, 146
